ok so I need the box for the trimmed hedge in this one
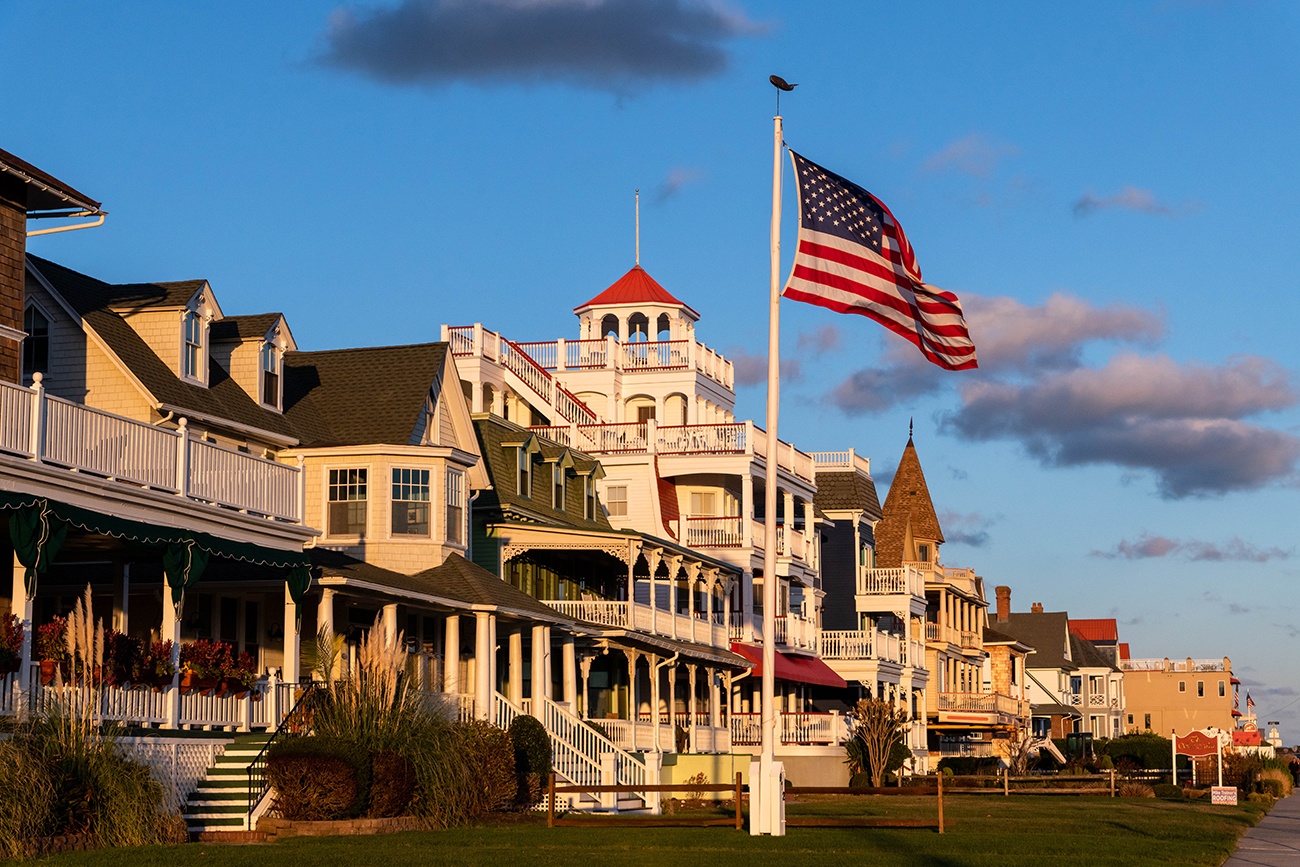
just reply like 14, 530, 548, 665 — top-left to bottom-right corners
1152, 783, 1183, 800
508, 715, 553, 809
267, 737, 371, 820
369, 751, 417, 818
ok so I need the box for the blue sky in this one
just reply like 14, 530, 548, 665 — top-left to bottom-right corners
7, 1, 1299, 737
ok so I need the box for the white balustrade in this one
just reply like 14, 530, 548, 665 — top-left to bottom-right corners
858, 566, 925, 596
656, 422, 746, 454
188, 438, 298, 520
0, 379, 302, 523
545, 600, 630, 628
681, 514, 744, 548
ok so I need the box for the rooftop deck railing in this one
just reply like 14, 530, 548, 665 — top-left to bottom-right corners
0, 378, 302, 523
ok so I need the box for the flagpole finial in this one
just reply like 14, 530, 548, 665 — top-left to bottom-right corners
635, 189, 640, 266
909, 417, 914, 439
769, 74, 796, 114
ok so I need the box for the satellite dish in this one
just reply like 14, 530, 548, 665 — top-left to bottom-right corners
769, 75, 797, 92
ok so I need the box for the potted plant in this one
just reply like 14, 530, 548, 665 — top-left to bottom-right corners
180, 639, 233, 692
224, 651, 260, 698
35, 616, 69, 684
132, 639, 175, 689
0, 614, 21, 674
103, 630, 142, 688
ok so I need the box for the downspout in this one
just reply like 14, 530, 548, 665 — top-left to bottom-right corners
466, 490, 481, 561
27, 210, 107, 237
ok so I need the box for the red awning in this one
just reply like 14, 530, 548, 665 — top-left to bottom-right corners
730, 642, 847, 688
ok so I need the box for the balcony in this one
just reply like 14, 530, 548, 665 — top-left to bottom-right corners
819, 629, 906, 665
529, 419, 816, 483
675, 515, 813, 566
445, 325, 735, 391
0, 379, 302, 523
730, 711, 851, 747
934, 692, 1028, 723
543, 599, 729, 649
750, 612, 817, 651
858, 565, 926, 597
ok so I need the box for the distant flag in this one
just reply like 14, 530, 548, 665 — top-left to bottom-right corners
782, 151, 977, 371
1247, 693, 1255, 711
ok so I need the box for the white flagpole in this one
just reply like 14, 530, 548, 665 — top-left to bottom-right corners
758, 108, 783, 833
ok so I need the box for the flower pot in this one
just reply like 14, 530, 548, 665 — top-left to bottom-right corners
40, 659, 60, 685
179, 670, 195, 691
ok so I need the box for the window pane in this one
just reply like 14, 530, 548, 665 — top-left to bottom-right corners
23, 307, 49, 376
446, 470, 463, 543
328, 468, 368, 534
392, 468, 431, 535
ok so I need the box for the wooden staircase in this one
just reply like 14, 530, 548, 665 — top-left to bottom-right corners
182, 733, 271, 835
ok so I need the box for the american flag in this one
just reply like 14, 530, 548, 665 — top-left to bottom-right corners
1247, 693, 1255, 711
782, 151, 977, 370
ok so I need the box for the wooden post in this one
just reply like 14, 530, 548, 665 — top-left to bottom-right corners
1003, 766, 1009, 796
1110, 768, 1116, 798
937, 771, 944, 835
547, 772, 556, 828
735, 772, 743, 830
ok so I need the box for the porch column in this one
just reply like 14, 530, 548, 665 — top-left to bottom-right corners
578, 654, 592, 719
443, 614, 460, 695
11, 553, 32, 693
741, 473, 754, 542
509, 628, 524, 705
382, 603, 398, 642
562, 635, 577, 709
474, 611, 492, 721
161, 586, 182, 729
667, 664, 678, 739
531, 623, 547, 705
471, 381, 484, 413
650, 654, 661, 752
710, 668, 722, 729
113, 562, 130, 633
543, 626, 554, 699
626, 650, 637, 720
687, 664, 698, 753
282, 582, 300, 685
491, 389, 505, 417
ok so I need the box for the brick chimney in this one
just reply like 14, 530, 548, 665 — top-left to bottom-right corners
0, 150, 102, 383
1031, 602, 1043, 614
995, 585, 1011, 622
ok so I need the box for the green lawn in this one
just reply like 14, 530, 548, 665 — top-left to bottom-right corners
42, 795, 1267, 866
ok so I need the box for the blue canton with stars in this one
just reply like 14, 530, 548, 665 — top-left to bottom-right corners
792, 151, 886, 253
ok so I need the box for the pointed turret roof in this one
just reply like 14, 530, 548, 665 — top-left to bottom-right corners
873, 437, 945, 567
574, 265, 698, 317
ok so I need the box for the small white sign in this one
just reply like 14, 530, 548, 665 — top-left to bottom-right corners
1211, 786, 1238, 805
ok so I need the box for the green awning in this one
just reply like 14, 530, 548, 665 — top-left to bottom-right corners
0, 491, 308, 570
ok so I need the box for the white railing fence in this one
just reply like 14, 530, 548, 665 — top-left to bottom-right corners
0, 379, 301, 522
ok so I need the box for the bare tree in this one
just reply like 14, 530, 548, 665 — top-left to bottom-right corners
849, 698, 909, 787
1005, 726, 1036, 776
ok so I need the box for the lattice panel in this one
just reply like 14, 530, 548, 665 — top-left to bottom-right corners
119, 737, 232, 811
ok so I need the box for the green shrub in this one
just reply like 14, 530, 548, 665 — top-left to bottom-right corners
938, 757, 998, 776
1259, 768, 1293, 797
1248, 791, 1273, 804
267, 736, 371, 820
1098, 754, 1114, 771
941, 767, 953, 777
508, 715, 553, 809
849, 772, 873, 788
369, 751, 417, 818
1153, 783, 1183, 799
1258, 778, 1286, 798
1118, 782, 1154, 798
1104, 734, 1176, 771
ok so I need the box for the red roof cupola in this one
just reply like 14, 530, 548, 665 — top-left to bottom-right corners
574, 265, 699, 318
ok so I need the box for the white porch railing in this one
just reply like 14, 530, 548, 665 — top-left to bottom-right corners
446, 325, 734, 389
809, 449, 871, 475
536, 695, 649, 800
937, 692, 1024, 717
544, 599, 728, 648
601, 718, 676, 752
819, 629, 906, 664
729, 712, 850, 746
770, 613, 817, 651
858, 565, 926, 597
680, 515, 744, 548
0, 379, 302, 523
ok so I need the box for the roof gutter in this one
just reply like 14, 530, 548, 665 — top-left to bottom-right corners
157, 402, 299, 448
27, 209, 107, 237
0, 161, 102, 215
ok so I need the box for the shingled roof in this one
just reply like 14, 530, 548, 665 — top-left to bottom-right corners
999, 610, 1076, 671
1069, 634, 1119, 672
0, 148, 101, 212
813, 469, 882, 518
312, 549, 575, 624
283, 344, 445, 448
574, 265, 698, 317
28, 256, 298, 440
211, 313, 284, 342
473, 417, 615, 532
873, 437, 944, 567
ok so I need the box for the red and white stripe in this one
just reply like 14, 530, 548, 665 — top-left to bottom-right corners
784, 228, 977, 371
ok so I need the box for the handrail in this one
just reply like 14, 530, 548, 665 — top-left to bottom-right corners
246, 682, 322, 819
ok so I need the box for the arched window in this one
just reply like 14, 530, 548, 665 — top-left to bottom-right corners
600, 314, 619, 338
627, 312, 649, 342
656, 313, 671, 340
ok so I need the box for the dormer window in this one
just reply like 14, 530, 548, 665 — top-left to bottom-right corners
23, 305, 49, 379
260, 341, 281, 409
552, 462, 565, 509
584, 476, 597, 520
182, 310, 204, 382
517, 447, 532, 498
